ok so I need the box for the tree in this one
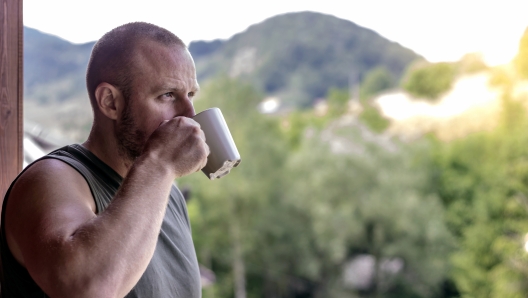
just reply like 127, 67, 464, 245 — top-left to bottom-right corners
326, 88, 349, 117
514, 27, 528, 79
430, 93, 528, 298
402, 62, 456, 100
182, 76, 454, 298
180, 76, 291, 298
360, 66, 394, 100
358, 105, 390, 133
283, 120, 454, 298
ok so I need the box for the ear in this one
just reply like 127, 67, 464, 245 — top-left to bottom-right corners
94, 82, 124, 120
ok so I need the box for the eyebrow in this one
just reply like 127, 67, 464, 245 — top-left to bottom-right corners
154, 83, 199, 94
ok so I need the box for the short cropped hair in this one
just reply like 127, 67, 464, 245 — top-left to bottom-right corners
86, 22, 186, 108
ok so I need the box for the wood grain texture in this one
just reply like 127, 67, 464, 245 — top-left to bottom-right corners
0, 0, 23, 206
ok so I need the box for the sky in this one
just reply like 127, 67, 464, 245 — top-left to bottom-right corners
23, 0, 528, 66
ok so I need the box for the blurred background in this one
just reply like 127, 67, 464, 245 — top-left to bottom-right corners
21, 1, 528, 297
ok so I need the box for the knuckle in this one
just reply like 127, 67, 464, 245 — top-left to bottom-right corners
191, 125, 201, 134
191, 119, 201, 128
174, 117, 185, 125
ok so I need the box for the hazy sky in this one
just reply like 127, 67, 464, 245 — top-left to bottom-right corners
23, 0, 528, 66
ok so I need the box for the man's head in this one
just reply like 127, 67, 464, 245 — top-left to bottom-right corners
86, 22, 199, 162
86, 22, 186, 108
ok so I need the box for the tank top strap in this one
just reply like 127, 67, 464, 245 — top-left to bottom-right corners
44, 144, 123, 213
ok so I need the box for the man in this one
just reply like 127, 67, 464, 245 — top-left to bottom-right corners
0, 22, 209, 297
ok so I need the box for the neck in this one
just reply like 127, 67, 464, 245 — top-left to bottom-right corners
83, 123, 132, 178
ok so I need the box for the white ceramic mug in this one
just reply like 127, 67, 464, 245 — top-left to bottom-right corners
193, 108, 241, 180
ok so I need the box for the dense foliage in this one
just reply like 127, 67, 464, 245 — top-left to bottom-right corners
430, 118, 528, 297
179, 33, 528, 295
402, 62, 457, 100
428, 56, 528, 297
180, 77, 455, 298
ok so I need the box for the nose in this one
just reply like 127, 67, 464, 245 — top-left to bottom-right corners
180, 97, 195, 118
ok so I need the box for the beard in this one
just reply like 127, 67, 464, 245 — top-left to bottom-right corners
115, 100, 148, 162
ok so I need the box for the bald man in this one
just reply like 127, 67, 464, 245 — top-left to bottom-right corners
1, 22, 208, 298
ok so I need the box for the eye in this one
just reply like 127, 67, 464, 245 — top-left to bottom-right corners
162, 92, 175, 99
188, 91, 195, 98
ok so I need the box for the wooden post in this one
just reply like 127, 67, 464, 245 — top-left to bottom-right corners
0, 0, 23, 208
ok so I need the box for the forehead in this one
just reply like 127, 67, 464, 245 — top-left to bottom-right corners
131, 41, 197, 89
135, 40, 193, 65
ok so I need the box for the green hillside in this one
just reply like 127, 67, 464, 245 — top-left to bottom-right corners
23, 12, 423, 141
189, 11, 423, 107
24, 27, 94, 103
23, 27, 96, 142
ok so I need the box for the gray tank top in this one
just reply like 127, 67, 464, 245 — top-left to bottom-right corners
1, 144, 201, 297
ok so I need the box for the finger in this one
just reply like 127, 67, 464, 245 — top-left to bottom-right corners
204, 143, 210, 157
200, 143, 210, 170
158, 119, 170, 127
200, 156, 208, 171
199, 129, 206, 142
170, 116, 193, 128
199, 158, 208, 172
176, 116, 201, 128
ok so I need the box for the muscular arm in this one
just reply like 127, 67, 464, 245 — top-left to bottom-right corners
5, 117, 208, 298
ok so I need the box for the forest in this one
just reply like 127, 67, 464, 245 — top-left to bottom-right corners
178, 28, 528, 298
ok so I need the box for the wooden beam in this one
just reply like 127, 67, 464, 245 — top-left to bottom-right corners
0, 0, 23, 207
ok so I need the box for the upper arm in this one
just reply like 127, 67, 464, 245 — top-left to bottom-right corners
4, 158, 97, 283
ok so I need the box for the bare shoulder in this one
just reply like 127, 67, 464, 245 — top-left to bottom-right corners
5, 158, 96, 266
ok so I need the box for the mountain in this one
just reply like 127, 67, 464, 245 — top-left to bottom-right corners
189, 11, 423, 107
23, 27, 96, 142
22, 11, 423, 141
24, 27, 95, 103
